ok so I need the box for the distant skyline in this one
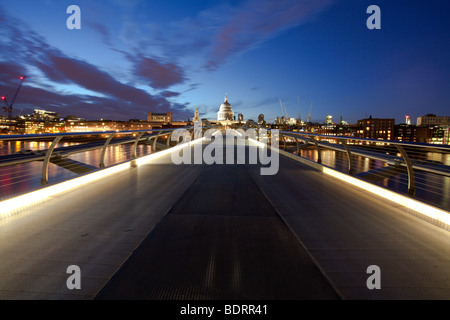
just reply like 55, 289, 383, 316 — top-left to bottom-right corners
0, 0, 449, 124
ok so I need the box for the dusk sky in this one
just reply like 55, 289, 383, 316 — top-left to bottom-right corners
0, 0, 449, 124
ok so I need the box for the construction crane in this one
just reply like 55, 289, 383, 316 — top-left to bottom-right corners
279, 97, 284, 116
1, 75, 26, 120
278, 97, 290, 124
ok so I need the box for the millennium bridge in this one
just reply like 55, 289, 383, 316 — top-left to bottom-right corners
0, 124, 449, 300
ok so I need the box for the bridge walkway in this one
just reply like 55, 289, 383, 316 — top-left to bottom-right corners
0, 138, 449, 299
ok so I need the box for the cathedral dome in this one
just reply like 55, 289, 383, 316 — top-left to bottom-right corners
217, 94, 234, 121
219, 96, 232, 112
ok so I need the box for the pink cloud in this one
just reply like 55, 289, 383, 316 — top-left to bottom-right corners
135, 57, 186, 89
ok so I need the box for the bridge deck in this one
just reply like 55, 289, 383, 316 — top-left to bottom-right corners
1, 138, 450, 299
96, 163, 339, 300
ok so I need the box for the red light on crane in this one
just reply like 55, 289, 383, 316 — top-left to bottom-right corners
1, 96, 5, 100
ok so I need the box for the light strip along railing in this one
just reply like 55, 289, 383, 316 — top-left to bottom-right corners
0, 126, 208, 188
247, 128, 450, 229
259, 130, 450, 199
0, 126, 213, 218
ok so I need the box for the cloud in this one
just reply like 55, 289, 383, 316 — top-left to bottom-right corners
134, 56, 186, 89
0, 62, 28, 86
0, 4, 193, 121
85, 20, 113, 47
0, 0, 335, 121
160, 91, 181, 98
204, 0, 335, 70
133, 0, 334, 72
183, 83, 200, 93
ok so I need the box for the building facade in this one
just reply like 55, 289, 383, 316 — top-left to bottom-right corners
147, 112, 173, 124
217, 95, 234, 121
417, 114, 450, 126
356, 117, 394, 140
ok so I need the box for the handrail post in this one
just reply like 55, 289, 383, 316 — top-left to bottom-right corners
294, 136, 300, 155
100, 133, 115, 168
280, 133, 286, 150
341, 139, 354, 175
166, 131, 173, 147
395, 145, 416, 197
153, 130, 163, 152
41, 136, 63, 185
130, 132, 145, 167
312, 137, 321, 164
132, 132, 145, 159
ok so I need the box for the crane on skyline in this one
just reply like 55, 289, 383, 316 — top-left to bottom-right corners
279, 97, 290, 123
1, 75, 26, 120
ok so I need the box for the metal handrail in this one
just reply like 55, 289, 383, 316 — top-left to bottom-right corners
0, 126, 209, 187
253, 128, 450, 199
0, 128, 174, 141
278, 131, 450, 151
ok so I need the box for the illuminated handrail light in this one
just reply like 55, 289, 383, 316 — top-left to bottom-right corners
266, 142, 450, 228
0, 136, 206, 220
321, 167, 450, 226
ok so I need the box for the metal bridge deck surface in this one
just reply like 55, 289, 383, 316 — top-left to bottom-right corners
1, 138, 450, 299
95, 164, 339, 300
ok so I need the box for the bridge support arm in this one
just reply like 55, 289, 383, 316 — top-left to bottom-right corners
132, 132, 145, 159
312, 137, 321, 164
280, 133, 287, 150
100, 133, 115, 168
41, 136, 63, 185
395, 145, 416, 197
341, 139, 354, 175
166, 132, 173, 147
153, 130, 163, 152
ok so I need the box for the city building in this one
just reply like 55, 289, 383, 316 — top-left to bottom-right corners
394, 124, 417, 142
415, 114, 450, 145
405, 115, 411, 125
258, 114, 265, 125
417, 114, 450, 126
217, 95, 234, 122
65, 120, 154, 133
317, 122, 356, 137
33, 109, 60, 121
428, 126, 448, 145
356, 116, 394, 140
147, 112, 173, 124
193, 107, 200, 122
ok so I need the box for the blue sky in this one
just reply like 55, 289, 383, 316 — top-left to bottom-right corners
0, 0, 449, 124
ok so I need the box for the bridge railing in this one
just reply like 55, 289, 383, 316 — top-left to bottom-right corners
254, 129, 450, 211
0, 126, 210, 201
